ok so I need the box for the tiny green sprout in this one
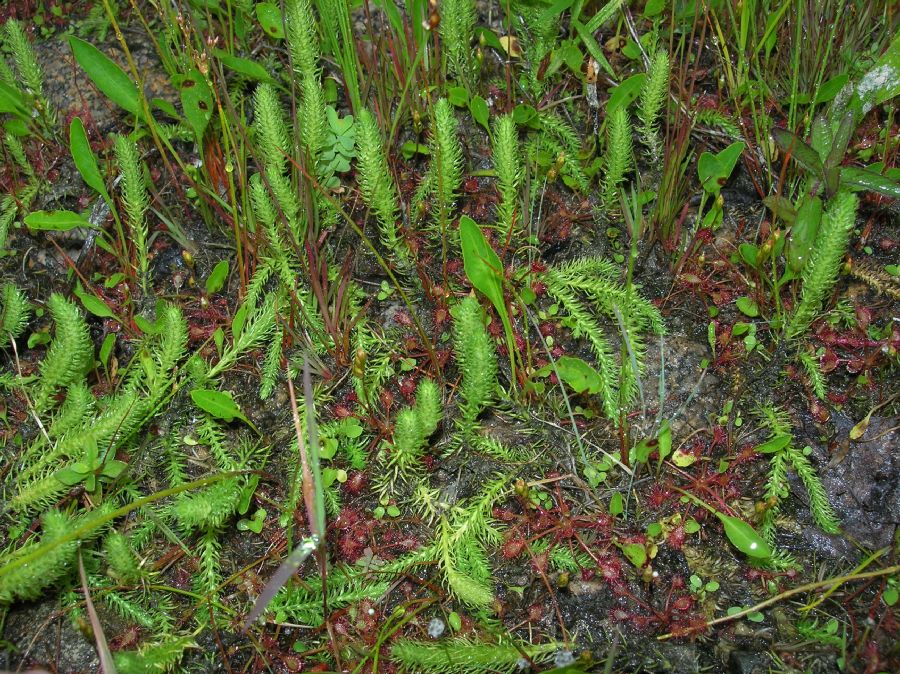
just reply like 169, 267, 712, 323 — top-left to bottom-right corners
238, 509, 267, 534
448, 611, 462, 631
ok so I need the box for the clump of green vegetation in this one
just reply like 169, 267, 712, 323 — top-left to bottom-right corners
0, 1, 896, 672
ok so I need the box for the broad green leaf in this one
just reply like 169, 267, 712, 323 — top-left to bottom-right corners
68, 36, 143, 118
698, 142, 743, 193
815, 73, 849, 104
736, 296, 759, 318
619, 542, 647, 568
644, 0, 666, 17
852, 31, 900, 114
554, 355, 602, 394
716, 141, 745, 177
152, 98, 179, 119
101, 459, 127, 478
474, 27, 504, 52
715, 512, 772, 559
191, 388, 254, 429
849, 410, 872, 441
762, 195, 796, 224
256, 2, 284, 39
738, 243, 759, 268
74, 282, 115, 319
0, 81, 27, 117
607, 73, 647, 114
787, 195, 822, 273
469, 95, 489, 132
810, 114, 832, 159
459, 216, 516, 380
773, 128, 823, 177
205, 259, 229, 294
657, 421, 672, 468
582, 0, 624, 32
608, 491, 623, 516
213, 50, 275, 82
175, 68, 213, 143
54, 467, 86, 486
755, 434, 791, 454
99, 333, 116, 369
671, 447, 696, 467
840, 167, 900, 199
448, 86, 469, 107
69, 117, 109, 203
572, 19, 614, 78
24, 210, 92, 231
512, 103, 538, 126
825, 107, 855, 169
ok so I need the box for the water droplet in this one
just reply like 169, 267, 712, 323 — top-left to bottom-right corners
427, 617, 445, 639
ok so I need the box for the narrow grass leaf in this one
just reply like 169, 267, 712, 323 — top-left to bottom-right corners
78, 552, 118, 674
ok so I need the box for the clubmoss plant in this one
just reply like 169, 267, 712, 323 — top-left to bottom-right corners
415, 98, 465, 246
542, 257, 664, 421
285, 0, 326, 164
602, 107, 634, 212
638, 48, 670, 162
530, 112, 590, 193
104, 532, 143, 585
113, 635, 198, 674
452, 296, 497, 433
0, 282, 29, 347
391, 637, 560, 674
511, 1, 562, 100
492, 114, 521, 236
785, 190, 857, 339
376, 378, 442, 494
757, 404, 841, 568
0, 505, 113, 603
440, 0, 478, 89
434, 474, 507, 608
356, 108, 409, 264
31, 294, 93, 414
115, 135, 150, 291
4, 133, 41, 211
1, 19, 56, 131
